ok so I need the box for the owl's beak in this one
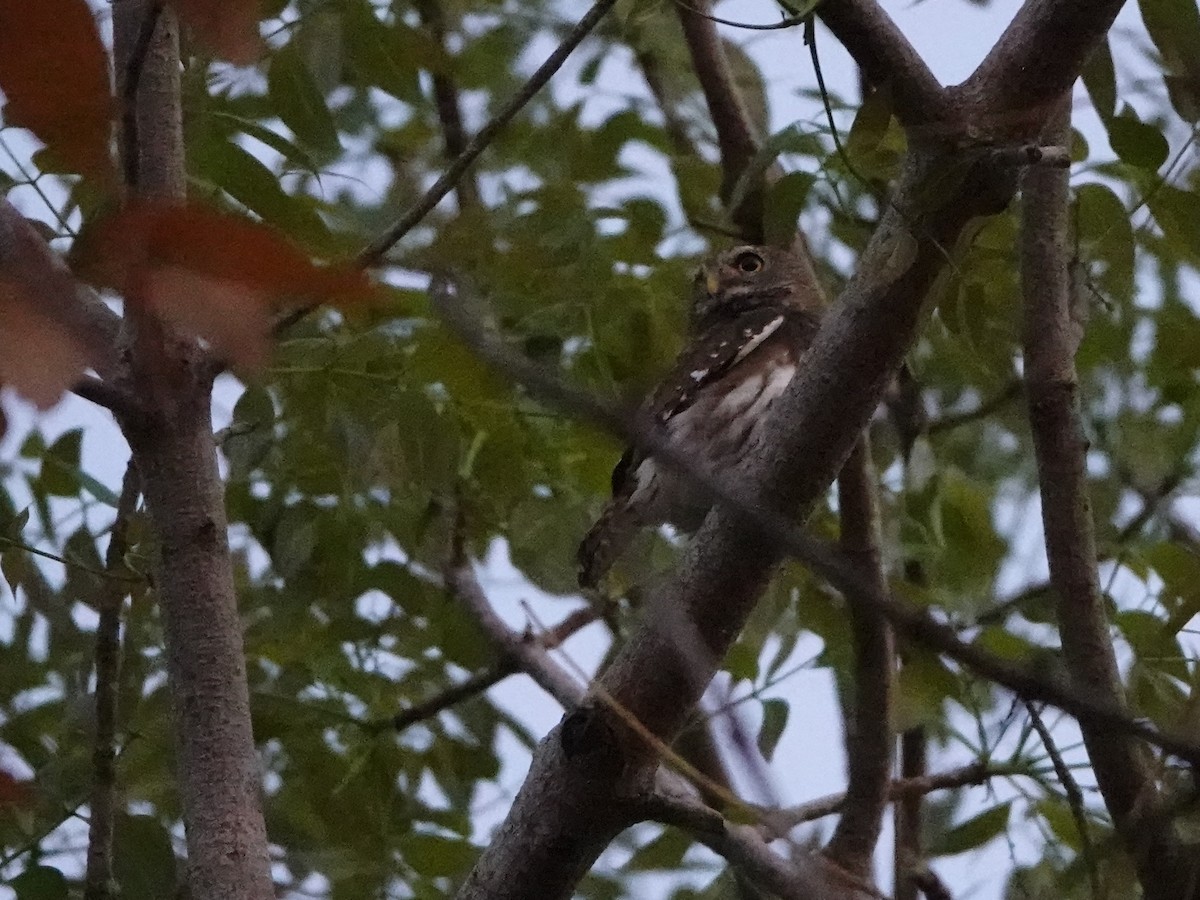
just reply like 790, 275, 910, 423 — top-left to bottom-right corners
703, 267, 720, 296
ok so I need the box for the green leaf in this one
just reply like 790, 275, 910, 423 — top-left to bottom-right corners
8, 866, 67, 900
1148, 541, 1200, 633
1107, 111, 1170, 170
1148, 185, 1200, 264
933, 802, 1011, 856
727, 122, 821, 215
40, 429, 83, 496
401, 832, 477, 878
342, 0, 427, 102
627, 827, 693, 871
267, 42, 342, 162
1138, 0, 1200, 121
192, 136, 330, 247
271, 506, 318, 578
113, 814, 178, 900
225, 385, 277, 480
757, 698, 789, 762
1080, 38, 1117, 122
210, 111, 322, 175
763, 171, 814, 246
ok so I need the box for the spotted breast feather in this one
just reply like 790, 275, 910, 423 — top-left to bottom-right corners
578, 306, 817, 587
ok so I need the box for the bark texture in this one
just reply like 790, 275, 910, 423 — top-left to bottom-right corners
112, 2, 274, 898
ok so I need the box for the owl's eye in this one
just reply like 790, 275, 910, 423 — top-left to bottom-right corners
734, 251, 764, 273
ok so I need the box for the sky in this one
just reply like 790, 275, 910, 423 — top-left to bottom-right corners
0, 0, 1182, 898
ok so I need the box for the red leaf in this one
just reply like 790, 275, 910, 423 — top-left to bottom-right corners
0, 202, 117, 410
0, 769, 33, 810
146, 267, 273, 371
0, 0, 115, 182
73, 202, 377, 371
170, 0, 264, 64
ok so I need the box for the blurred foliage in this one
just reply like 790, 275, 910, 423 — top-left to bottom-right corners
1, 0, 1200, 897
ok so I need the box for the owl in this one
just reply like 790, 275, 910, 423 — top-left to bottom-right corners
577, 245, 823, 588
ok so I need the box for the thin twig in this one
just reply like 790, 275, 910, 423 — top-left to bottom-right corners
764, 762, 997, 836
639, 785, 881, 900
669, 0, 812, 31
376, 605, 598, 732
926, 379, 1023, 435
83, 463, 141, 900
428, 273, 1200, 768
356, 0, 618, 267
1025, 702, 1101, 900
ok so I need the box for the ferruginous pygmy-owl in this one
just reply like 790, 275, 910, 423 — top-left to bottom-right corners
577, 245, 823, 588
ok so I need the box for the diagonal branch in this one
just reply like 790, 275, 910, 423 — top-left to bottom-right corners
414, 0, 482, 213
446, 558, 585, 710
430, 274, 1200, 767
639, 785, 876, 900
961, 0, 1127, 123
814, 0, 949, 129
357, 0, 617, 267
1025, 702, 1101, 898
382, 605, 599, 732
826, 438, 894, 878
1019, 99, 1183, 895
765, 761, 997, 835
926, 378, 1023, 435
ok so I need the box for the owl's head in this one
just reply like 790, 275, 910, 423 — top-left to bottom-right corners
689, 245, 818, 327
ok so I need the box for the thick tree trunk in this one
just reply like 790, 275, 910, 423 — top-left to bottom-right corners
111, 3, 273, 897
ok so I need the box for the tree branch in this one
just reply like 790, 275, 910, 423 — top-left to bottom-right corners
445, 541, 585, 710
71, 375, 140, 419
925, 378, 1022, 435
639, 783, 876, 900
960, 0, 1127, 125
357, 0, 617, 267
83, 463, 140, 900
113, 4, 274, 898
1019, 99, 1182, 895
826, 439, 894, 878
430, 274, 1200, 766
814, 0, 950, 129
414, 0, 482, 213
894, 726, 927, 900
381, 605, 599, 732
457, 7, 1168, 889
674, 0, 765, 240
764, 762, 996, 835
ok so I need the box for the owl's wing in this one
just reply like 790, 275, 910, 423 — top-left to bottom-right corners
609, 306, 812, 498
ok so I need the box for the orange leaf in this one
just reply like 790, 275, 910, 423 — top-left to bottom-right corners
0, 282, 94, 408
0, 769, 33, 810
170, 0, 264, 64
145, 267, 273, 371
0, 0, 115, 182
0, 202, 117, 409
72, 201, 378, 370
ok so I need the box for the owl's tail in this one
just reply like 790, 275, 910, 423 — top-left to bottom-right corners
577, 499, 641, 589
